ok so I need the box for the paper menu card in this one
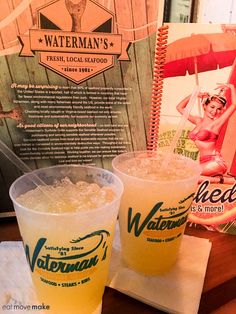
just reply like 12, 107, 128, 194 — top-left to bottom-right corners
0, 0, 163, 216
155, 23, 236, 235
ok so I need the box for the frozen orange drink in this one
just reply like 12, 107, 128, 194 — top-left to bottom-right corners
112, 151, 201, 275
10, 165, 123, 314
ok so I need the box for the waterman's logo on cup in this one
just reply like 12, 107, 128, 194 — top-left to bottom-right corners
18, 0, 130, 84
24, 230, 109, 287
127, 194, 194, 240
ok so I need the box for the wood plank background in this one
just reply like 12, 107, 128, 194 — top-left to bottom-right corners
0, 0, 161, 213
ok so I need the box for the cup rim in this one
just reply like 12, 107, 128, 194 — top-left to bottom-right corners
112, 150, 201, 184
9, 164, 124, 217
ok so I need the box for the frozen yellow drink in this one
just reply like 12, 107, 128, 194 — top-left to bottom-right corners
10, 165, 123, 314
112, 151, 201, 275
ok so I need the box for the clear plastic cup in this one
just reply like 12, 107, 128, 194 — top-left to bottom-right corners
10, 165, 123, 314
112, 151, 201, 275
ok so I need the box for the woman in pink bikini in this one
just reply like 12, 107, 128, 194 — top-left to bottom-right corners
177, 83, 236, 182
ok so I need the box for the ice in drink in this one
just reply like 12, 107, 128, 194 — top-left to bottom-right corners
10, 165, 123, 314
112, 151, 201, 275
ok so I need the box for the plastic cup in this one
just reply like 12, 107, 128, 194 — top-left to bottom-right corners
112, 151, 201, 275
9, 165, 123, 314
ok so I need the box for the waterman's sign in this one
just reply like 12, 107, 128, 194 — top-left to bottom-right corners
19, 0, 129, 84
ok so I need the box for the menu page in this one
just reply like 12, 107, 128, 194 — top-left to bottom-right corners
159, 23, 236, 235
0, 0, 163, 215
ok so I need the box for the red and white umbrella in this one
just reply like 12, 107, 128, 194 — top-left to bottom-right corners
163, 32, 236, 83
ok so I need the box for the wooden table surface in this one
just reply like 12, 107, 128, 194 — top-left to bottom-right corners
1, 218, 235, 314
